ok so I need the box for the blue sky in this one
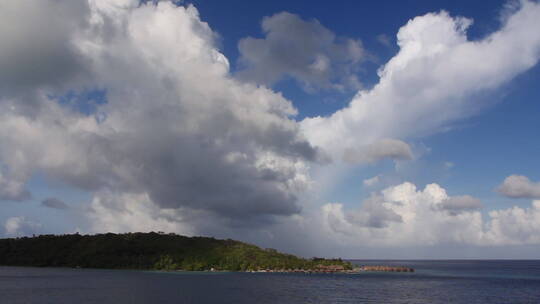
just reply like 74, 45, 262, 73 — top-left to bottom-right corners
1, 0, 540, 258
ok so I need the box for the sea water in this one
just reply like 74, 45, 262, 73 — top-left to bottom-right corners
1, 260, 540, 303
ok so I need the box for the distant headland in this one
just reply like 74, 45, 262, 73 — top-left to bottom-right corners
0, 232, 353, 272
0, 233, 413, 273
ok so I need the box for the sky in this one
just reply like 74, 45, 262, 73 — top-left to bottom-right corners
1, 0, 540, 259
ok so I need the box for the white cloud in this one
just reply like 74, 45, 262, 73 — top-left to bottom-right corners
497, 175, 540, 198
322, 183, 484, 246
237, 12, 365, 92
321, 182, 540, 246
4, 216, 41, 236
484, 201, 540, 245
302, 1, 540, 163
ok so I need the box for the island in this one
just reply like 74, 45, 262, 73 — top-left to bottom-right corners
0, 232, 354, 273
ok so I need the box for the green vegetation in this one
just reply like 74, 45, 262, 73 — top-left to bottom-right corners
0, 232, 352, 271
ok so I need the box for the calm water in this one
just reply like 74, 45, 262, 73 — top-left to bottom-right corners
1, 260, 540, 303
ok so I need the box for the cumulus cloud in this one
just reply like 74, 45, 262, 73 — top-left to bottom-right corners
321, 182, 540, 246
302, 1, 540, 162
237, 12, 365, 92
41, 197, 69, 209
0, 1, 318, 230
497, 175, 540, 198
4, 216, 41, 236
485, 201, 540, 245
322, 183, 483, 246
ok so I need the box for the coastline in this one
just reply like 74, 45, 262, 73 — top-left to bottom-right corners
0, 264, 415, 274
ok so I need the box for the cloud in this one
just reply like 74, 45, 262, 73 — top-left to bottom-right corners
345, 194, 403, 228
87, 191, 196, 234
497, 175, 540, 198
376, 34, 392, 47
41, 197, 69, 209
439, 195, 483, 213
321, 182, 483, 246
485, 200, 540, 245
297, 1, 540, 253
237, 12, 365, 92
343, 138, 413, 164
0, 0, 90, 111
302, 2, 540, 162
4, 216, 41, 236
0, 1, 318, 229
363, 175, 380, 187
0, 171, 31, 201
321, 182, 540, 246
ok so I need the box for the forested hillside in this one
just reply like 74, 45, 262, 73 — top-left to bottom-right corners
0, 232, 352, 271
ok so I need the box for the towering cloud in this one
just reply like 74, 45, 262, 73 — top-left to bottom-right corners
0, 0, 318, 232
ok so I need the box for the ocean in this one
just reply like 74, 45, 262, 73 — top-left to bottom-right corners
1, 260, 540, 303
